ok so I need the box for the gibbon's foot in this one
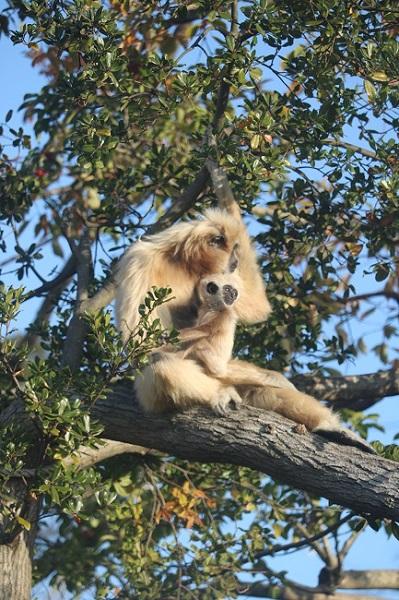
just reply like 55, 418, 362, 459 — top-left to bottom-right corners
213, 386, 242, 416
315, 427, 376, 454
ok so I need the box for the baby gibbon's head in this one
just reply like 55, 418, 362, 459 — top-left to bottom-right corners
176, 208, 242, 276
196, 272, 241, 313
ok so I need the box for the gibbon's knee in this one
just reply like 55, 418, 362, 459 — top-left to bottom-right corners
243, 386, 340, 432
135, 353, 240, 414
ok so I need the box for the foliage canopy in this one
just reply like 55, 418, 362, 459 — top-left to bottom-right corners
0, 1, 399, 598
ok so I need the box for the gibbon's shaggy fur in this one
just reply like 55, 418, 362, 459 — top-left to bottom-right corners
117, 201, 374, 452
115, 206, 271, 340
135, 273, 244, 415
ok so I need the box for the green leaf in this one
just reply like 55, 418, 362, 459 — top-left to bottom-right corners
16, 515, 31, 530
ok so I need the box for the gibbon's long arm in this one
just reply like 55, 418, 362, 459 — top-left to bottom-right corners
235, 219, 272, 324
205, 160, 271, 325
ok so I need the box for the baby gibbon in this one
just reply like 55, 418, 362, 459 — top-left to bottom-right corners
134, 273, 243, 415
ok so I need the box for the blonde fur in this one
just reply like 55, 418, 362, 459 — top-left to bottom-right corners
135, 273, 243, 415
115, 208, 271, 340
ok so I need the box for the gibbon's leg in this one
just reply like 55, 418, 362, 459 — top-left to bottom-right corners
135, 354, 242, 416
223, 359, 297, 390
242, 386, 375, 454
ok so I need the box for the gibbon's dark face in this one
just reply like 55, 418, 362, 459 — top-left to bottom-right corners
198, 273, 240, 312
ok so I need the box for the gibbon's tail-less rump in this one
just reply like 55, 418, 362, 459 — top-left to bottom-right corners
118, 200, 374, 454
115, 207, 271, 341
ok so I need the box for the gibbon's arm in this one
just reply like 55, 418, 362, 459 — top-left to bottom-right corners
235, 219, 271, 324
206, 159, 271, 325
221, 199, 271, 324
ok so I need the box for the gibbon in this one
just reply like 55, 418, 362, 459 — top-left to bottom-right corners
135, 272, 244, 415
115, 206, 271, 340
116, 200, 374, 452
134, 272, 374, 453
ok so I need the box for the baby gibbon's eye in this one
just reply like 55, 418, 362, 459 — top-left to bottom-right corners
209, 234, 226, 247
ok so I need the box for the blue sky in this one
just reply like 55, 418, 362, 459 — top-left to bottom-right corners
1, 8, 398, 599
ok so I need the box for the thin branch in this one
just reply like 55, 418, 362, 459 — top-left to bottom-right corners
24, 266, 72, 348
254, 515, 353, 560
339, 521, 366, 561
24, 254, 77, 300
339, 290, 399, 304
323, 138, 377, 160
62, 439, 161, 470
61, 230, 92, 371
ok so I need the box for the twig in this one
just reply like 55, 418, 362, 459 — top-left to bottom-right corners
61, 230, 93, 371
254, 514, 353, 559
323, 138, 377, 160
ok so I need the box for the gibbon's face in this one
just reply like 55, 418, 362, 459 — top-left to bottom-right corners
181, 211, 241, 276
197, 273, 240, 312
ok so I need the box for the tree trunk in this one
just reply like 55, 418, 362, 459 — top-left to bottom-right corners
0, 532, 33, 600
0, 479, 39, 600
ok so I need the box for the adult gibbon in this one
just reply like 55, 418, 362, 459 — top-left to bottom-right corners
133, 270, 374, 453
116, 200, 374, 452
115, 206, 270, 340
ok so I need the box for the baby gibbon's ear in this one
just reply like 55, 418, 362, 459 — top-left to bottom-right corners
227, 243, 239, 273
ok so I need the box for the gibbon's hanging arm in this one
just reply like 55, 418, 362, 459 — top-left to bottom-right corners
206, 158, 237, 213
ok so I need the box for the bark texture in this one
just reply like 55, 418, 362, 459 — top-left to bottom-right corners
0, 533, 32, 600
91, 384, 399, 521
340, 569, 399, 590
294, 367, 399, 410
0, 480, 39, 600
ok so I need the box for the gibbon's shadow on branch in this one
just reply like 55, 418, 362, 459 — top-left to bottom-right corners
114, 163, 374, 455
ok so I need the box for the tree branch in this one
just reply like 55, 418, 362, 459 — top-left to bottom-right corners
61, 231, 92, 371
293, 367, 399, 411
323, 138, 377, 160
89, 385, 399, 521
62, 439, 160, 470
340, 570, 399, 590
254, 515, 353, 560
2, 384, 399, 520
240, 581, 384, 600
25, 254, 77, 300
338, 290, 399, 304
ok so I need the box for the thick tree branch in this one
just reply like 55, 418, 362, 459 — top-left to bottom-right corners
241, 581, 383, 600
293, 367, 399, 411
89, 385, 399, 521
340, 570, 399, 590
2, 383, 399, 520
241, 569, 399, 599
